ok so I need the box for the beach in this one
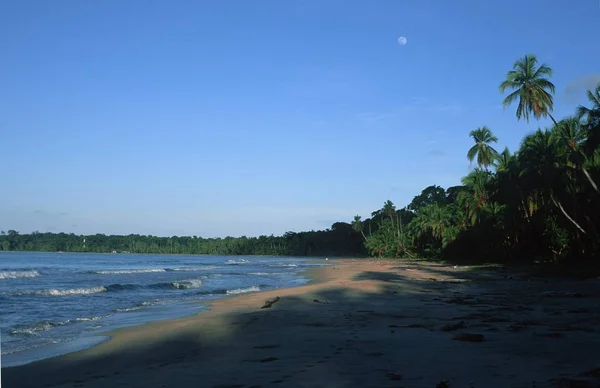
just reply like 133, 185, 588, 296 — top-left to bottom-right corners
4, 259, 600, 388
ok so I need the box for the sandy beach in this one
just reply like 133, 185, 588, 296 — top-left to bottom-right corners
4, 259, 600, 388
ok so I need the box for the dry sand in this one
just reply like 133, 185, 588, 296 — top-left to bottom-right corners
4, 259, 600, 388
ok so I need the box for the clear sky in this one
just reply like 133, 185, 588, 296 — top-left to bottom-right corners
1, 0, 599, 237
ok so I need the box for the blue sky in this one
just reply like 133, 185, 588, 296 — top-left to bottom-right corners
1, 0, 599, 237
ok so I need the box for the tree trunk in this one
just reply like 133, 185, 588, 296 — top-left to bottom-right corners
582, 167, 599, 193
520, 198, 531, 223
550, 195, 588, 235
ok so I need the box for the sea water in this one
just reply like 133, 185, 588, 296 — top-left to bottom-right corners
0, 252, 326, 366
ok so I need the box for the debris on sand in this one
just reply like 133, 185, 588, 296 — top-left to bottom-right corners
452, 333, 485, 342
261, 296, 280, 309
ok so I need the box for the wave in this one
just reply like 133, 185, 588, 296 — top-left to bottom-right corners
115, 300, 163, 312
12, 278, 205, 297
14, 286, 108, 297
88, 269, 167, 275
88, 266, 215, 275
151, 279, 203, 290
10, 316, 104, 337
248, 272, 269, 276
226, 285, 260, 295
193, 285, 262, 296
268, 263, 298, 268
105, 283, 139, 291
167, 266, 216, 272
0, 270, 40, 280
225, 259, 248, 265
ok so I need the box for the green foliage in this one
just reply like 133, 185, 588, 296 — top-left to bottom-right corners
467, 126, 499, 169
499, 54, 556, 123
407, 185, 447, 212
0, 227, 366, 257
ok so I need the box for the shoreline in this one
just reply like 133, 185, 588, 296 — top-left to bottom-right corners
2, 258, 328, 368
5, 259, 600, 387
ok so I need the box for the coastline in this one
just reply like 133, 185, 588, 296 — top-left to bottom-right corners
5, 259, 600, 387
1, 257, 327, 368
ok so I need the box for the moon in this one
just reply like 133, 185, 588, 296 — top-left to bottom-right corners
397, 36, 407, 45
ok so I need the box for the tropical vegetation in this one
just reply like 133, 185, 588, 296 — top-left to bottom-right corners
2, 54, 599, 266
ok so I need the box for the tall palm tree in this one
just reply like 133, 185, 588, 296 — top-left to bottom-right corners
352, 215, 366, 239
499, 54, 557, 124
467, 126, 499, 170
576, 84, 600, 155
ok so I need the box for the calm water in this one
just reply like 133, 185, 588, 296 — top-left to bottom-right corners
0, 252, 326, 366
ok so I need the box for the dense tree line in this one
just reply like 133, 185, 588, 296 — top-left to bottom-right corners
0, 226, 365, 257
2, 55, 599, 265
357, 55, 600, 265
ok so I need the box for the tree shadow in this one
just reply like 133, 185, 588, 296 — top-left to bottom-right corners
5, 268, 600, 388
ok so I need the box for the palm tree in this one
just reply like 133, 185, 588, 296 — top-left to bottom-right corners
554, 116, 599, 193
499, 54, 557, 124
382, 200, 396, 222
576, 84, 600, 125
352, 215, 366, 239
519, 129, 588, 235
410, 204, 456, 247
457, 169, 492, 225
576, 84, 600, 155
467, 126, 499, 170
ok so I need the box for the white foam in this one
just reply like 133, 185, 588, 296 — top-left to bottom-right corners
170, 266, 215, 271
0, 270, 40, 279
225, 259, 248, 265
74, 316, 102, 322
17, 286, 107, 297
10, 319, 74, 336
226, 285, 260, 295
269, 263, 298, 268
91, 269, 166, 275
170, 279, 203, 289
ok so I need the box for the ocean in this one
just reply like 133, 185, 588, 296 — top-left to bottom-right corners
0, 252, 326, 366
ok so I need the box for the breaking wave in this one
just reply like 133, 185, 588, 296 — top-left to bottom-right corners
10, 316, 104, 337
0, 270, 40, 280
225, 259, 249, 265
12, 279, 205, 296
88, 266, 215, 275
226, 285, 260, 295
151, 279, 203, 290
87, 269, 167, 275
14, 286, 108, 297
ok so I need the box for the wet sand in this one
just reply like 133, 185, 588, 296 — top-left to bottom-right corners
4, 259, 600, 388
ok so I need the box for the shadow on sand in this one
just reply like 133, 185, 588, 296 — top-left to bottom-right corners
4, 265, 600, 388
